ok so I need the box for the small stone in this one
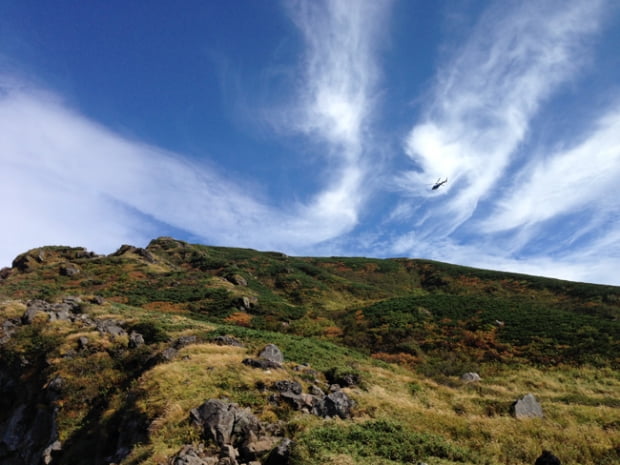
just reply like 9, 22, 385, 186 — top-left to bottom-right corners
461, 372, 481, 383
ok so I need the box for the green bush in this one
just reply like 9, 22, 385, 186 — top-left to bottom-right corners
292, 419, 472, 464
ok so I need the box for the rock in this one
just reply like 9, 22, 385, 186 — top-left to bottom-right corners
242, 358, 282, 370
0, 319, 18, 343
213, 335, 243, 347
461, 372, 481, 383
0, 267, 11, 279
161, 347, 178, 362
190, 399, 260, 449
313, 391, 355, 419
170, 445, 216, 465
91, 295, 105, 305
22, 300, 48, 324
512, 393, 543, 419
96, 319, 127, 337
129, 331, 145, 348
174, 335, 199, 349
534, 450, 562, 465
77, 336, 89, 350
259, 344, 284, 364
272, 380, 302, 395
308, 385, 325, 397
42, 440, 62, 464
239, 433, 279, 462
226, 274, 248, 287
59, 262, 81, 277
263, 438, 294, 465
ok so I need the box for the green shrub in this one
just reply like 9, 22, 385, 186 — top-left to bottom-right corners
292, 419, 472, 464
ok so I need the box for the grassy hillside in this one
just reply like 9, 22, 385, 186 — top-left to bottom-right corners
0, 237, 618, 465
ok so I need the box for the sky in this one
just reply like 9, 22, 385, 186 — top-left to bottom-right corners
1, 0, 620, 285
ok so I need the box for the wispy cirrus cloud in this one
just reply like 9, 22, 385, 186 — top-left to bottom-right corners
0, 0, 392, 265
484, 107, 620, 233
399, 0, 607, 233
282, 0, 391, 227
383, 0, 620, 284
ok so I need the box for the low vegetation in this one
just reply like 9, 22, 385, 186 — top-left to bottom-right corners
0, 237, 618, 465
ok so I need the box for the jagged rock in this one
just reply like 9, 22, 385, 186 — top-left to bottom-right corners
59, 262, 81, 277
170, 445, 216, 465
242, 358, 282, 370
235, 296, 257, 310
263, 438, 294, 465
0, 267, 11, 279
161, 347, 178, 361
534, 450, 561, 465
511, 393, 543, 419
12, 249, 46, 272
96, 319, 127, 337
129, 331, 145, 348
259, 344, 283, 364
213, 335, 243, 347
313, 390, 355, 419
308, 385, 325, 397
239, 432, 279, 463
21, 300, 48, 324
226, 274, 248, 287
91, 295, 105, 305
42, 440, 62, 464
112, 245, 156, 263
174, 335, 199, 349
21, 299, 83, 325
190, 399, 260, 449
272, 380, 302, 395
461, 372, 481, 383
1, 319, 19, 343
77, 336, 90, 350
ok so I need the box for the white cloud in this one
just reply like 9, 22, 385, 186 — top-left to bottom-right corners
0, 1, 392, 265
400, 0, 606, 234
483, 107, 620, 232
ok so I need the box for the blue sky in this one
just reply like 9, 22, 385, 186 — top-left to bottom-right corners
1, 0, 620, 285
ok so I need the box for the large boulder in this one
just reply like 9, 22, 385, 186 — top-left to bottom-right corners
313, 390, 355, 419
511, 393, 543, 419
190, 399, 260, 448
258, 344, 284, 364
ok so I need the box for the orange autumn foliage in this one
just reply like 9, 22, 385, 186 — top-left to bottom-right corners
224, 311, 253, 327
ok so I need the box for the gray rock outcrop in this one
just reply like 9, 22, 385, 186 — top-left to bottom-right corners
259, 345, 283, 364
189, 399, 284, 465
461, 372, 481, 383
511, 393, 543, 419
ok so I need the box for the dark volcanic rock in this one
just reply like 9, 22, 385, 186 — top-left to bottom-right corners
535, 450, 562, 465
242, 358, 282, 370
190, 399, 260, 449
170, 445, 215, 465
263, 438, 294, 465
313, 390, 355, 419
213, 335, 243, 347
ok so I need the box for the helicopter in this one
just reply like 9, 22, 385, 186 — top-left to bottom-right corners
431, 177, 448, 190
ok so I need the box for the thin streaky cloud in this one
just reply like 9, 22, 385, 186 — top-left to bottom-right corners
483, 107, 620, 232
399, 0, 606, 236
0, 1, 391, 263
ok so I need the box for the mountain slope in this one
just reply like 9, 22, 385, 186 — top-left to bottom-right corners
0, 237, 618, 465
